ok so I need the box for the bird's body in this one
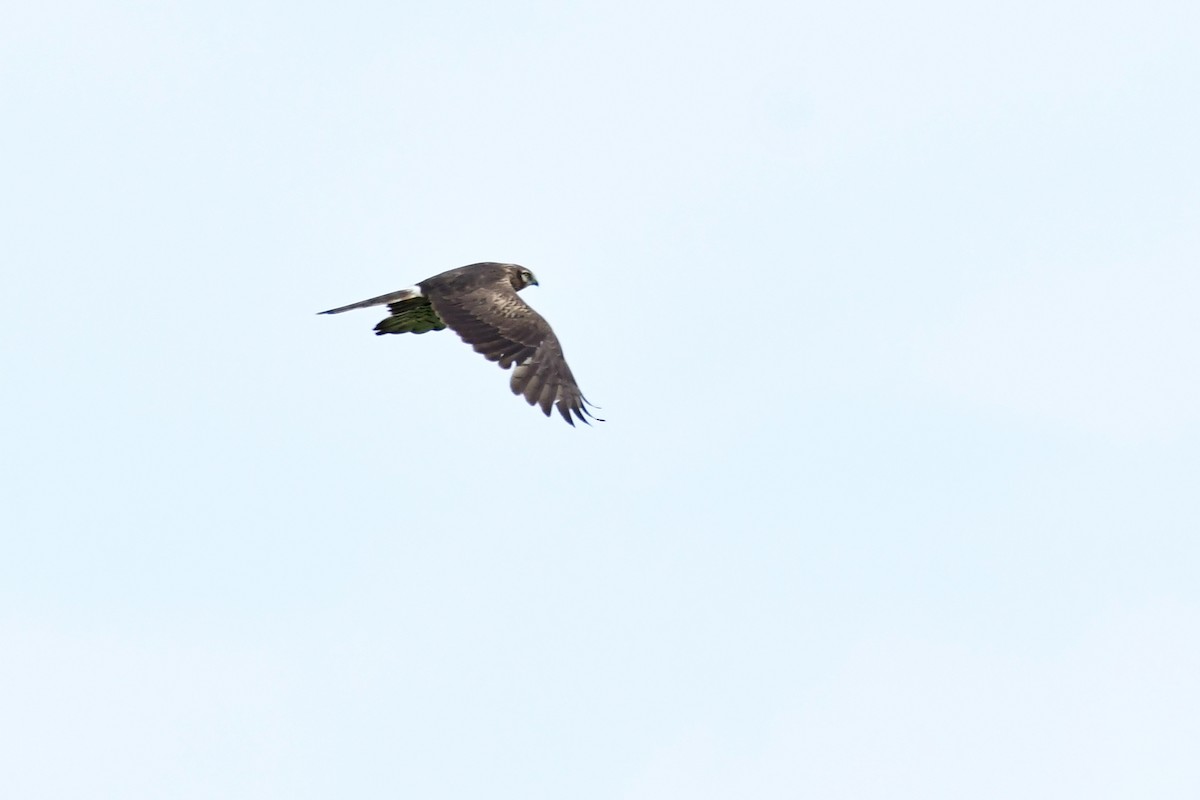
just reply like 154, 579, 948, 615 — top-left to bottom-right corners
320, 262, 600, 426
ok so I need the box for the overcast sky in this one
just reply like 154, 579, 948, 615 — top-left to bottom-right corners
3, 1, 1199, 797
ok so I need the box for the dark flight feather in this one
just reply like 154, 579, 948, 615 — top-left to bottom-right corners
374, 297, 446, 335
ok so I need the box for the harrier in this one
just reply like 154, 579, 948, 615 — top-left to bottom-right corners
319, 262, 601, 426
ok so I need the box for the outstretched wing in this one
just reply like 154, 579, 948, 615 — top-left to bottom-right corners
426, 285, 600, 425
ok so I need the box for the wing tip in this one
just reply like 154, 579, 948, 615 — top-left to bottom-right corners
556, 395, 603, 427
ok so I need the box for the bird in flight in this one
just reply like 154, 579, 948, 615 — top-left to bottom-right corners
319, 262, 601, 426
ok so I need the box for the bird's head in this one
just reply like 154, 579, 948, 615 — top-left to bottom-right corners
506, 264, 539, 291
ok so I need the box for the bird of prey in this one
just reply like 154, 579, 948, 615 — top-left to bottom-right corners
319, 262, 601, 426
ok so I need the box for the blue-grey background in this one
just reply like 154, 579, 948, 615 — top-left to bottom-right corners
3, 1, 1198, 797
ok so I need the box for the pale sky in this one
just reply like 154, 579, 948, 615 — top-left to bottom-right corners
3, 1, 1199, 797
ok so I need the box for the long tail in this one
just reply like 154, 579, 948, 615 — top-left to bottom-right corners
317, 287, 420, 315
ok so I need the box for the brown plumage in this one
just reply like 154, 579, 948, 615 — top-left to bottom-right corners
319, 262, 601, 426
